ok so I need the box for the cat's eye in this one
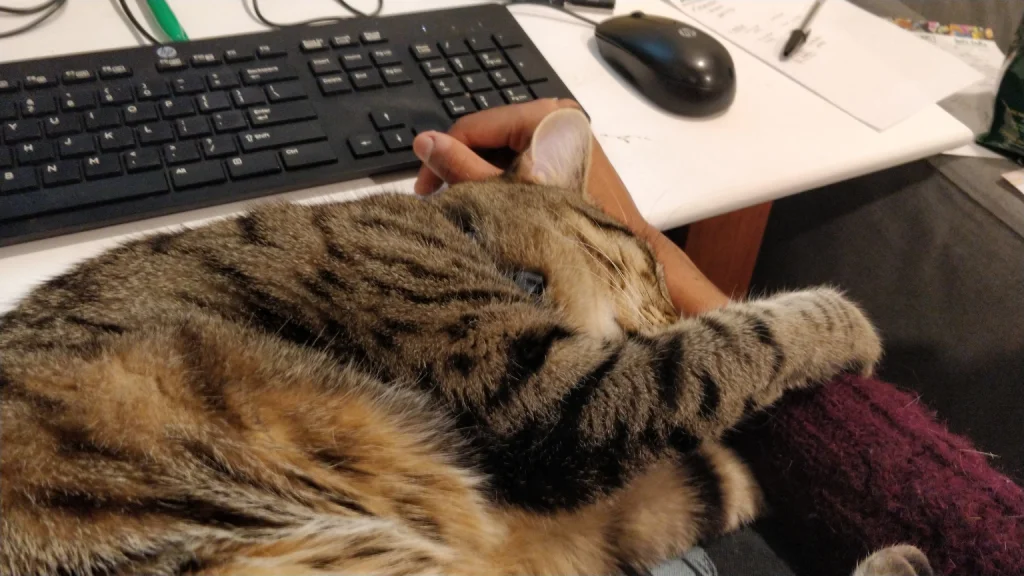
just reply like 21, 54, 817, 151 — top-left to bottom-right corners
512, 270, 545, 296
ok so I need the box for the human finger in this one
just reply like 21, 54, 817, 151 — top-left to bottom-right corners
412, 131, 502, 195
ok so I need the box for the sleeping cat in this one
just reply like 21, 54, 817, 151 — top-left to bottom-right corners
0, 108, 931, 576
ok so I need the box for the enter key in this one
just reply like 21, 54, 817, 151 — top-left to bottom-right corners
248, 101, 317, 127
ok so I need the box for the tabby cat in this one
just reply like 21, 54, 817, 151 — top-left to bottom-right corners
0, 108, 931, 576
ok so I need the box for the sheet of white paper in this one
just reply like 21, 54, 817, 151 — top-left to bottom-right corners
1002, 169, 1024, 197
672, 0, 984, 131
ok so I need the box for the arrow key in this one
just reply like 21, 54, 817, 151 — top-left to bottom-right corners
347, 133, 383, 158
382, 128, 413, 152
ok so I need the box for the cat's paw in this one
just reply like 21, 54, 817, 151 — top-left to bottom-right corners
813, 287, 883, 378
852, 545, 933, 576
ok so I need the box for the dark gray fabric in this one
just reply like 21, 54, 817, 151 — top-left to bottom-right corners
704, 527, 798, 576
752, 160, 1024, 482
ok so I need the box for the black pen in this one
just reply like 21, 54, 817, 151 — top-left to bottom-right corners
781, 0, 826, 60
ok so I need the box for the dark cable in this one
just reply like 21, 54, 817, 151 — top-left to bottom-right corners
503, 0, 599, 27
0, 0, 66, 40
117, 0, 162, 44
249, 0, 382, 28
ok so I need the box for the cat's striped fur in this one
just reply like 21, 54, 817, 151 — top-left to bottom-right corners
0, 108, 928, 575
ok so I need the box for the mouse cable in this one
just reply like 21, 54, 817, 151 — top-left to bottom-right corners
117, 0, 162, 44
249, 0, 382, 28
0, 0, 66, 39
502, 0, 599, 27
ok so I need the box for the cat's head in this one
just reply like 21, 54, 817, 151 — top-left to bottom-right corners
430, 108, 678, 338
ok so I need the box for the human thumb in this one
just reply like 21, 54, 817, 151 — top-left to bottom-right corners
413, 131, 502, 195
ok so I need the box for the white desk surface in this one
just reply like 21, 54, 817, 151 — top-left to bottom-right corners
0, 0, 973, 311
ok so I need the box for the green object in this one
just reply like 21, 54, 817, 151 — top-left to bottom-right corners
976, 13, 1024, 162
146, 0, 188, 42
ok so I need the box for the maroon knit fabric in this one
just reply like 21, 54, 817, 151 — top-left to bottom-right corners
730, 375, 1024, 576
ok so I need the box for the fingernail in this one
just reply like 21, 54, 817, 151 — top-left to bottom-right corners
413, 133, 435, 162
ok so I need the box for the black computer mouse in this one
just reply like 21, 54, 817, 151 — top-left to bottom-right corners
595, 11, 736, 117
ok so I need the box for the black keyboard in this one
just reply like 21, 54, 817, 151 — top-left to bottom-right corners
0, 4, 576, 247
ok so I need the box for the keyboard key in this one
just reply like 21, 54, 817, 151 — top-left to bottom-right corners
248, 101, 317, 127
309, 57, 342, 76
212, 110, 247, 133
432, 78, 458, 97
0, 101, 16, 121
206, 70, 240, 90
0, 78, 19, 93
200, 135, 237, 158
381, 66, 412, 86
171, 161, 225, 189
449, 56, 480, 75
348, 133, 383, 158
226, 151, 280, 179
224, 49, 254, 63
382, 128, 413, 152
0, 171, 167, 221
99, 84, 134, 106
340, 52, 371, 71
0, 148, 10, 168
41, 160, 82, 187
502, 86, 533, 104
21, 96, 56, 117
410, 43, 438, 61
444, 95, 476, 118
44, 115, 82, 137
98, 65, 133, 79
439, 39, 468, 57
124, 147, 162, 172
197, 91, 231, 113
351, 69, 383, 91
371, 48, 400, 66
281, 141, 337, 169
422, 60, 452, 79
318, 74, 351, 95
173, 74, 206, 95
257, 44, 287, 58
467, 35, 496, 52
156, 58, 188, 72
266, 81, 307, 102
460, 72, 491, 93
3, 120, 42, 143
231, 87, 266, 107
163, 141, 200, 165
98, 127, 135, 151
530, 82, 560, 100
176, 116, 212, 139
190, 53, 220, 67
58, 89, 96, 111
135, 79, 170, 100
123, 102, 159, 124
58, 134, 96, 157
490, 69, 520, 88
137, 122, 175, 145
474, 91, 501, 111
159, 97, 196, 118
505, 48, 548, 83
0, 168, 38, 194
17, 141, 54, 164
479, 51, 507, 70
241, 64, 298, 85
24, 74, 57, 89
331, 34, 356, 48
301, 38, 328, 52
371, 110, 403, 130
239, 121, 327, 152
83, 153, 122, 179
492, 33, 522, 49
62, 69, 96, 84
360, 30, 385, 44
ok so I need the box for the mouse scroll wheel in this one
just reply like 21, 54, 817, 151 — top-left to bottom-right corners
630, 10, 644, 18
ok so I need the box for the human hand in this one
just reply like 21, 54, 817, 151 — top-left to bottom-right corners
412, 99, 729, 316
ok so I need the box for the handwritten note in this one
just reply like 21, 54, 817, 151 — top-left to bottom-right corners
673, 0, 984, 131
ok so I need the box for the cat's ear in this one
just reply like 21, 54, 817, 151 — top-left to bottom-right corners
514, 108, 593, 193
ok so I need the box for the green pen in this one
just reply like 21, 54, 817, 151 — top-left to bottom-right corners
146, 0, 189, 42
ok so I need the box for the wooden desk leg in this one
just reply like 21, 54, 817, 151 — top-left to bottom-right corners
682, 201, 773, 298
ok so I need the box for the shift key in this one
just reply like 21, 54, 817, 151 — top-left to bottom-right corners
239, 121, 326, 152
248, 101, 317, 127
